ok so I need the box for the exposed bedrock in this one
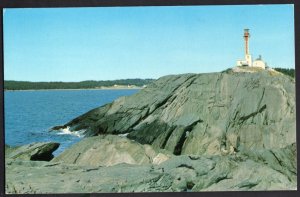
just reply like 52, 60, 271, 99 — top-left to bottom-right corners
53, 71, 296, 155
5, 142, 296, 193
52, 135, 171, 166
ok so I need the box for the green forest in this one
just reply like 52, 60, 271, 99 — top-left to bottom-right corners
273, 68, 295, 78
4, 79, 154, 90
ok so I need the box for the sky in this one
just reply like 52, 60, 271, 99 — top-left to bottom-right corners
3, 4, 295, 82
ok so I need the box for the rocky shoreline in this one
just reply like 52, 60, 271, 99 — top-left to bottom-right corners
5, 139, 296, 193
5, 69, 296, 193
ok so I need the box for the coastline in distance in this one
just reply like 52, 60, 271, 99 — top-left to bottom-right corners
4, 78, 155, 91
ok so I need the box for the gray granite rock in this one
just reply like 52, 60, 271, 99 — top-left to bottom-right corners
5, 143, 296, 193
53, 71, 295, 156
52, 135, 171, 166
5, 142, 60, 161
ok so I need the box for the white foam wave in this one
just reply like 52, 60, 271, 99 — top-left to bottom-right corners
118, 133, 129, 137
56, 126, 85, 138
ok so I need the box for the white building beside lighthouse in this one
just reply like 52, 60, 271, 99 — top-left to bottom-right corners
236, 29, 266, 69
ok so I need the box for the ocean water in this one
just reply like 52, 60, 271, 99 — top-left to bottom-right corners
4, 89, 139, 155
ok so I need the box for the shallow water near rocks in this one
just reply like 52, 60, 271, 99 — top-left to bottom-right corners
4, 89, 139, 155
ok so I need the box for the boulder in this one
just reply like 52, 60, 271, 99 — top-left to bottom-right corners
6, 142, 60, 161
52, 135, 171, 166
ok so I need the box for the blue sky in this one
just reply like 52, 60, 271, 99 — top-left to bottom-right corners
3, 5, 295, 82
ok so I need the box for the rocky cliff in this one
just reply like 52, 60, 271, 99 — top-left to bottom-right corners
55, 70, 296, 156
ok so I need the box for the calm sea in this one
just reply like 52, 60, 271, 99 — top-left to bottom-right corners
4, 89, 139, 155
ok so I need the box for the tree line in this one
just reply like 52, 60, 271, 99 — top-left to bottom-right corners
273, 68, 295, 78
4, 68, 295, 90
4, 79, 155, 90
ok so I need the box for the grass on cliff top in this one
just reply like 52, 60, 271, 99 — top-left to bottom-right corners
222, 67, 295, 78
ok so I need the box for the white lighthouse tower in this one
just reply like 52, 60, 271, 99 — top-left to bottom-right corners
236, 29, 252, 66
244, 29, 252, 66
236, 29, 266, 69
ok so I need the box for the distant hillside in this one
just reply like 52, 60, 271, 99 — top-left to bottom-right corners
4, 79, 155, 90
273, 68, 295, 78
